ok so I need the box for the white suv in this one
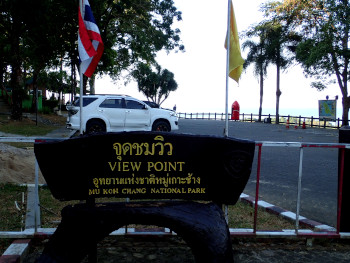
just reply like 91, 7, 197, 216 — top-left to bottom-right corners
66, 95, 179, 134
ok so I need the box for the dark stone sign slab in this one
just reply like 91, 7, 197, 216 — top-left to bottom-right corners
37, 201, 234, 263
34, 132, 255, 204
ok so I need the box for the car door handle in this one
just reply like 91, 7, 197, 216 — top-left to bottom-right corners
98, 109, 104, 112
125, 110, 131, 113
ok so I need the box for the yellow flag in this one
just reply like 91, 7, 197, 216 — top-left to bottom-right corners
225, 1, 244, 83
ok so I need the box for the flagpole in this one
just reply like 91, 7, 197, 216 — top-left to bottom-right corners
224, 0, 231, 138
79, 0, 84, 135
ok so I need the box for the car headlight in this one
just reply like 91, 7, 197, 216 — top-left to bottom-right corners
68, 109, 79, 116
170, 111, 177, 117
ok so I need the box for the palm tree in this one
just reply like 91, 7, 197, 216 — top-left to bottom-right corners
242, 26, 271, 122
263, 20, 300, 124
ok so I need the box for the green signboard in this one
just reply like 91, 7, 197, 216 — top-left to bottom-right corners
319, 100, 336, 120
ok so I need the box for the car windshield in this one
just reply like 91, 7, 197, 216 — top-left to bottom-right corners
73, 97, 98, 107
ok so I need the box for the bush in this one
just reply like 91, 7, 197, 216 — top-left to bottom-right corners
43, 98, 58, 112
41, 106, 53, 114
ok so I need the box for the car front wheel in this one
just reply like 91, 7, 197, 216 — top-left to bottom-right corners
86, 120, 106, 134
152, 121, 171, 132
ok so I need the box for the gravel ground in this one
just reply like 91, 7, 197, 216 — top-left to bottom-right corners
23, 236, 350, 263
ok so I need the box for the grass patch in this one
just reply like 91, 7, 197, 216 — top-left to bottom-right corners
0, 114, 66, 136
0, 185, 305, 240
39, 187, 79, 228
0, 239, 12, 255
3, 142, 34, 148
228, 201, 299, 230
0, 184, 27, 231
39, 187, 125, 228
38, 187, 298, 230
0, 185, 22, 254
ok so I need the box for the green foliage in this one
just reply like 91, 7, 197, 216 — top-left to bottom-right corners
242, 25, 270, 122
132, 63, 178, 105
243, 19, 300, 123
1, 0, 184, 117
41, 106, 53, 114
42, 97, 59, 112
1, 0, 76, 119
242, 39, 269, 78
311, 81, 327, 91
264, 0, 350, 125
37, 71, 71, 94
87, 0, 184, 80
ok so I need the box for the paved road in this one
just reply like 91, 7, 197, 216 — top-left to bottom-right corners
175, 119, 340, 227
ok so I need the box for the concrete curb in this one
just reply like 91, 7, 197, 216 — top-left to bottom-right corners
0, 239, 31, 263
239, 193, 336, 232
25, 186, 40, 231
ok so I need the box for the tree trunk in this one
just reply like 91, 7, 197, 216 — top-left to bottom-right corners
275, 64, 281, 124
10, 67, 23, 120
83, 75, 88, 95
9, 10, 23, 120
341, 1, 349, 126
30, 72, 39, 125
71, 59, 76, 102
89, 75, 95, 94
342, 96, 350, 126
31, 72, 38, 112
258, 69, 264, 122
0, 64, 4, 91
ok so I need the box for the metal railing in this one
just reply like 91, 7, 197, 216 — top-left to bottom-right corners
247, 141, 349, 239
177, 112, 344, 129
1, 137, 350, 239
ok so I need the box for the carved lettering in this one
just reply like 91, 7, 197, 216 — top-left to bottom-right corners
89, 189, 100, 195
147, 162, 185, 172
102, 188, 119, 195
113, 136, 173, 157
130, 162, 142, 172
188, 188, 206, 194
108, 162, 142, 172
122, 188, 146, 194
151, 188, 187, 194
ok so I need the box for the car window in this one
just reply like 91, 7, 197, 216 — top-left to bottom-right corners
99, 99, 123, 108
73, 97, 98, 107
143, 101, 159, 108
125, 100, 145, 109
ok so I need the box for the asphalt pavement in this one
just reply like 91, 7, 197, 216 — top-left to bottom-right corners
175, 119, 341, 227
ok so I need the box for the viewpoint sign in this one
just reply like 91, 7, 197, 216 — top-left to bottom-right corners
319, 100, 337, 121
34, 132, 255, 205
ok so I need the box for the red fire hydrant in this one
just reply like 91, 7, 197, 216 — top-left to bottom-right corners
231, 101, 240, 121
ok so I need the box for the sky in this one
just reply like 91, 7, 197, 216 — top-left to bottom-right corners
95, 0, 343, 119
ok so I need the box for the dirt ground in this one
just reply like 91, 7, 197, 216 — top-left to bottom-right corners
0, 114, 66, 185
0, 143, 46, 184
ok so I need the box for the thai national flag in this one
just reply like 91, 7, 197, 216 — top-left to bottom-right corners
78, 0, 104, 77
